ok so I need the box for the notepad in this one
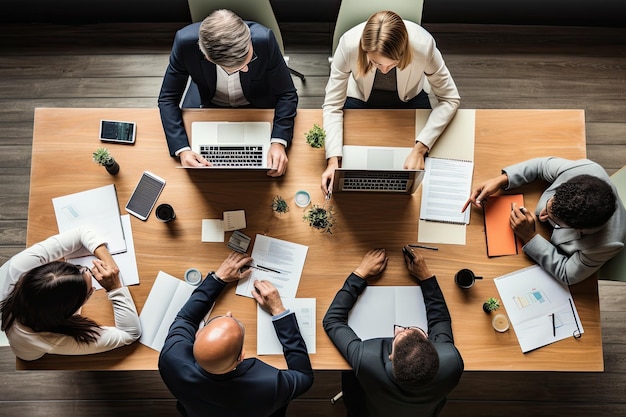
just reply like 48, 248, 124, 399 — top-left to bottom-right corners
257, 298, 316, 354
419, 157, 473, 225
483, 194, 525, 257
139, 271, 197, 352
348, 286, 427, 340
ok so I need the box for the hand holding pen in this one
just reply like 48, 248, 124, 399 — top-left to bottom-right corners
402, 246, 433, 282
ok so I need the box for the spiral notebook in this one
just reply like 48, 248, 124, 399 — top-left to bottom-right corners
419, 157, 474, 225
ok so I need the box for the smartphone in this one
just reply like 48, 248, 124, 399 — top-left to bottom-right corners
99, 119, 136, 144
125, 171, 166, 221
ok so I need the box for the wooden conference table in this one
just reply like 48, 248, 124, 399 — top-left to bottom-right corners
22, 107, 601, 371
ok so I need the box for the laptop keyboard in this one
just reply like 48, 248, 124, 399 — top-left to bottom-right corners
341, 172, 410, 191
199, 145, 263, 167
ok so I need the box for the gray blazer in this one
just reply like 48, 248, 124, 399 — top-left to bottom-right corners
504, 157, 626, 285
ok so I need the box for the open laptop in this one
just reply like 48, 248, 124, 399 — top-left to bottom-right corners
184, 121, 272, 169
332, 145, 425, 194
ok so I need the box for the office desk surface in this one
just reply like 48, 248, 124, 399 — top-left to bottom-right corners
23, 108, 600, 371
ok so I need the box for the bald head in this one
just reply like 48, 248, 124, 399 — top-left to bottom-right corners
194, 315, 245, 374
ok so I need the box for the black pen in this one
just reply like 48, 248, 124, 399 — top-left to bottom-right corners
241, 265, 282, 274
552, 313, 556, 337
408, 244, 439, 251
255, 264, 283, 274
402, 247, 415, 263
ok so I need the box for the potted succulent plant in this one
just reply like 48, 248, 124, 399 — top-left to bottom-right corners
304, 123, 326, 148
92, 147, 120, 175
303, 203, 334, 234
483, 297, 501, 313
271, 195, 289, 214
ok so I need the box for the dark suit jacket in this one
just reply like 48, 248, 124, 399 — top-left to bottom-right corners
158, 21, 298, 156
158, 275, 313, 417
323, 274, 464, 417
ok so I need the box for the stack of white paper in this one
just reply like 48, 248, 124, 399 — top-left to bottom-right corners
257, 298, 316, 355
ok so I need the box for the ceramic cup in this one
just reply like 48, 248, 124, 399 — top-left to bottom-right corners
295, 190, 311, 208
492, 314, 510, 332
184, 268, 202, 286
455, 268, 483, 289
155, 203, 176, 222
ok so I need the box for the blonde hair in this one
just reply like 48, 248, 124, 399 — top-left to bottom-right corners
198, 9, 251, 68
356, 11, 412, 77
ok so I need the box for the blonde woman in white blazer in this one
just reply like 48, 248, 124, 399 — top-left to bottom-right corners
321, 11, 461, 196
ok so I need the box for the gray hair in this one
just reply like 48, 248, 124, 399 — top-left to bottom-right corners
198, 9, 251, 68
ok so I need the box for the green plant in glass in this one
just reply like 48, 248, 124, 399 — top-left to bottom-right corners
271, 195, 289, 214
482, 297, 501, 313
304, 123, 326, 148
303, 204, 334, 234
92, 147, 120, 175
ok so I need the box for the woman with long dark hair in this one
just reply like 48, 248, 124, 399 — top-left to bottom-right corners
0, 226, 141, 360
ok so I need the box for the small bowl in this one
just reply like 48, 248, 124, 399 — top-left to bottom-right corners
295, 190, 311, 208
184, 268, 203, 286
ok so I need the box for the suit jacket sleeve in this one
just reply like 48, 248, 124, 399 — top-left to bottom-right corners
272, 312, 314, 398
322, 273, 367, 366
420, 276, 454, 344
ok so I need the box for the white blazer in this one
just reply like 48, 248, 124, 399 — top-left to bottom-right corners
322, 20, 461, 159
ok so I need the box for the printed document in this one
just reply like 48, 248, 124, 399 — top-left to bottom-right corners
52, 184, 126, 255
494, 265, 584, 353
236, 235, 308, 299
257, 298, 316, 354
419, 157, 473, 225
348, 286, 427, 340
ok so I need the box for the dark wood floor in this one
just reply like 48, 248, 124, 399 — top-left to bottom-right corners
0, 22, 625, 416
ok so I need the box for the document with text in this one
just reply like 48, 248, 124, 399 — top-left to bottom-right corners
419, 157, 474, 225
494, 265, 584, 353
236, 234, 308, 299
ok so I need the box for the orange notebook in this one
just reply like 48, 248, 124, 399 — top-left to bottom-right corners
483, 194, 525, 257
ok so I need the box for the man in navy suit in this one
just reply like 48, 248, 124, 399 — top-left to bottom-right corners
158, 9, 298, 176
323, 247, 463, 417
158, 252, 314, 417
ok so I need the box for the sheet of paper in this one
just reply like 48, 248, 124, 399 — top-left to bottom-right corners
483, 195, 524, 257
52, 184, 126, 256
257, 298, 316, 355
69, 215, 139, 289
494, 265, 584, 353
236, 234, 308, 299
223, 210, 246, 231
139, 271, 197, 352
348, 286, 427, 340
201, 219, 225, 242
416, 109, 475, 245
420, 157, 473, 224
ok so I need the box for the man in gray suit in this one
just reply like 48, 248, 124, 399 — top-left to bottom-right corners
464, 157, 626, 285
323, 247, 464, 417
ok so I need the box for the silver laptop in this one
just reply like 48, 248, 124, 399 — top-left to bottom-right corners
186, 121, 272, 169
332, 145, 425, 194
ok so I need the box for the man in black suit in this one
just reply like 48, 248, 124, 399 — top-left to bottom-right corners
158, 9, 298, 176
323, 247, 464, 417
158, 252, 313, 417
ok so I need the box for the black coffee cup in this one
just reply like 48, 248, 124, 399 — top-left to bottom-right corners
155, 203, 176, 222
455, 268, 482, 289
